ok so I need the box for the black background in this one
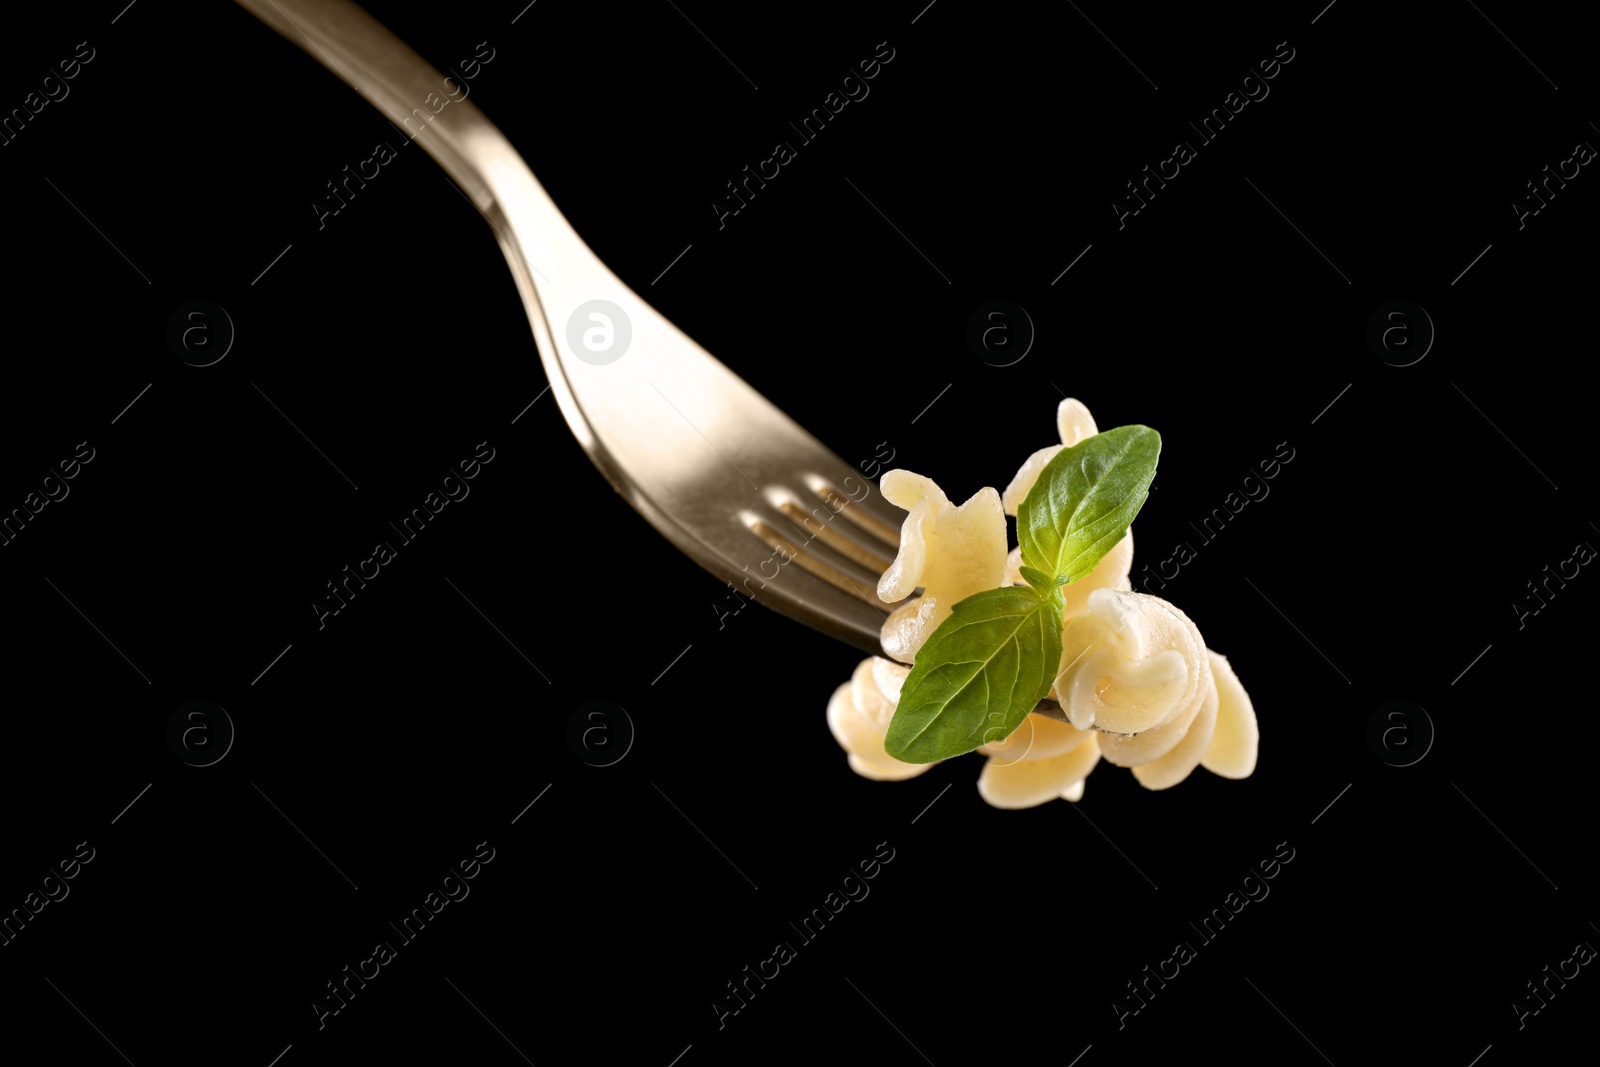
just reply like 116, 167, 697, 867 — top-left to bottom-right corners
1, 2, 1595, 1065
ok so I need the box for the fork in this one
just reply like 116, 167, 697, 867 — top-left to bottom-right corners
236, 0, 906, 655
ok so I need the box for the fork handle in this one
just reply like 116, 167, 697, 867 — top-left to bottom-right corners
234, 0, 619, 462
235, 0, 499, 205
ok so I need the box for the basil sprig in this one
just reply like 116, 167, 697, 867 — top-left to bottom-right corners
884, 426, 1160, 763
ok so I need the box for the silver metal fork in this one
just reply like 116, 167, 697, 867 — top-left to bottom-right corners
236, 0, 906, 654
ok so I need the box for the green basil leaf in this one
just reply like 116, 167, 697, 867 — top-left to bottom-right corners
1017, 424, 1160, 585
1016, 565, 1057, 591
884, 586, 1063, 764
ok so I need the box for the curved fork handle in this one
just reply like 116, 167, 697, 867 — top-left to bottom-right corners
233, 0, 606, 328
234, 0, 629, 465
235, 0, 499, 204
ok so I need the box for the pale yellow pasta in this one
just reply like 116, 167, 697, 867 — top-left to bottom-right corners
816, 399, 1258, 809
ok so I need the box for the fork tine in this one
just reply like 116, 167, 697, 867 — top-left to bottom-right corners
727, 534, 891, 654
802, 473, 903, 551
777, 501, 892, 575
744, 512, 897, 612
765, 507, 891, 590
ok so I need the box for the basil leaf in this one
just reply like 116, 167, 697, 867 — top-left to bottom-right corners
1017, 424, 1160, 585
1017, 565, 1056, 590
884, 587, 1063, 764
